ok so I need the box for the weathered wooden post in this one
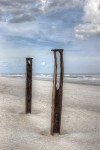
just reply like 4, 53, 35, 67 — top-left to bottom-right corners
51, 49, 64, 135
26, 58, 33, 113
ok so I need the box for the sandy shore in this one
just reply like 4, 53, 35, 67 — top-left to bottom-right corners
0, 76, 100, 150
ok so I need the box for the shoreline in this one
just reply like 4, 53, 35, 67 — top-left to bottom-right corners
0, 75, 100, 86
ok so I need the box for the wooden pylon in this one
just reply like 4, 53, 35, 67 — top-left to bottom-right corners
51, 49, 64, 135
26, 58, 33, 113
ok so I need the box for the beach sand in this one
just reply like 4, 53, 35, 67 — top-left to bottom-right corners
0, 76, 100, 150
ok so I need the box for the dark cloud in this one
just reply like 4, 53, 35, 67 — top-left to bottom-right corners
0, 0, 83, 23
0, 0, 40, 23
10, 14, 35, 23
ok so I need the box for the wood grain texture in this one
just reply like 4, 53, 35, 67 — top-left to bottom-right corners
51, 49, 64, 135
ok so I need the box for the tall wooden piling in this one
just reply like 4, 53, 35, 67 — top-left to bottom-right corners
26, 58, 33, 113
51, 49, 64, 135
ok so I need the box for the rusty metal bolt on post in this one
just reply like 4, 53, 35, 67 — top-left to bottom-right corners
51, 49, 64, 135
26, 58, 33, 114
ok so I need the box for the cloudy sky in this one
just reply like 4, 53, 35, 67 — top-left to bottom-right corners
0, 0, 100, 74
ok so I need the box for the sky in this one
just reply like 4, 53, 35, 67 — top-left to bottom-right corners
0, 0, 100, 74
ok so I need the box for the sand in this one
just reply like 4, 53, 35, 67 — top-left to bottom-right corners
0, 76, 100, 150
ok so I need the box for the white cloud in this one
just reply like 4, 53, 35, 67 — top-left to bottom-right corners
75, 23, 100, 40
83, 0, 100, 24
40, 0, 48, 11
75, 0, 100, 39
